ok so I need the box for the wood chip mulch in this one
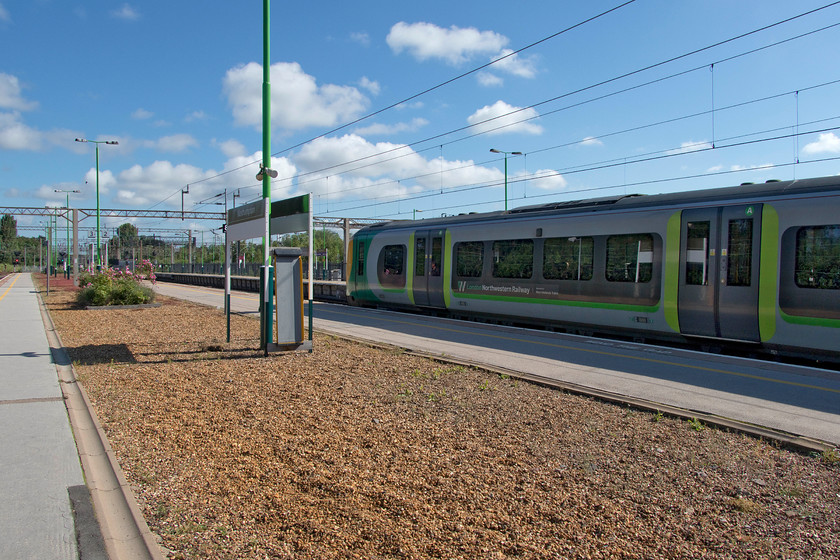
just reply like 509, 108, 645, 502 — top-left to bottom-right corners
42, 282, 839, 559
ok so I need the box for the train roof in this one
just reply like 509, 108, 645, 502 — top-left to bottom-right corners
357, 175, 840, 233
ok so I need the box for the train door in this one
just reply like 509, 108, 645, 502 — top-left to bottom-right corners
413, 234, 430, 307
412, 230, 445, 308
678, 204, 762, 341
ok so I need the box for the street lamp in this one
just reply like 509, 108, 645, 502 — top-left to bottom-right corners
75, 137, 118, 270
55, 189, 81, 275
490, 148, 523, 212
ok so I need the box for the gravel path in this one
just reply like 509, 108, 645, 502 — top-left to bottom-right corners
42, 280, 839, 559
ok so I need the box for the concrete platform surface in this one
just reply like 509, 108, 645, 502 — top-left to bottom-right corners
0, 273, 86, 559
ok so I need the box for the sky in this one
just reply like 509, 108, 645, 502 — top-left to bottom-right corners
2, 0, 840, 242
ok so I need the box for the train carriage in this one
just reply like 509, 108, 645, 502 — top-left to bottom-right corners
348, 176, 840, 362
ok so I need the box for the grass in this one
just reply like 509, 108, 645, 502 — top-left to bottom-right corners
820, 448, 840, 465
729, 497, 763, 515
687, 417, 706, 432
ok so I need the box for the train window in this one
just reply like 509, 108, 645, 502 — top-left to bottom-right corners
356, 241, 364, 276
543, 237, 593, 281
727, 219, 753, 287
415, 237, 426, 276
606, 234, 653, 283
686, 221, 710, 285
493, 239, 534, 279
431, 237, 442, 276
378, 244, 406, 287
455, 242, 483, 277
794, 225, 840, 289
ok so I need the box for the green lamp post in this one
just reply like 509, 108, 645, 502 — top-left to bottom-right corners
490, 148, 523, 212
55, 188, 80, 274
75, 137, 118, 270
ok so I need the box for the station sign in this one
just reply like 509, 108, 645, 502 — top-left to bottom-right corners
228, 199, 265, 226
226, 199, 265, 242
270, 194, 309, 236
225, 194, 311, 243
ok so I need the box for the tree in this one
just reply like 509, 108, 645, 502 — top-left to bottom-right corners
0, 214, 17, 244
279, 230, 345, 262
117, 223, 139, 246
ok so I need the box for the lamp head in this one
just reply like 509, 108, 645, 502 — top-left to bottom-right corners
256, 166, 278, 181
489, 148, 501, 153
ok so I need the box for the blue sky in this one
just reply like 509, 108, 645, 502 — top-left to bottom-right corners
2, 0, 840, 240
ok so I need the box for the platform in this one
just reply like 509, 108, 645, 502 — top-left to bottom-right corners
0, 273, 86, 559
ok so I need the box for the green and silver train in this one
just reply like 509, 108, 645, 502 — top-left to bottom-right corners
348, 176, 840, 362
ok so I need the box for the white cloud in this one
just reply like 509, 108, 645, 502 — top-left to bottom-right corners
666, 140, 713, 155
387, 21, 508, 65
0, 109, 88, 152
111, 3, 139, 21
34, 182, 85, 205
350, 32, 370, 46
358, 77, 380, 96
0, 73, 38, 111
93, 153, 296, 210
132, 108, 153, 120
223, 62, 369, 132
476, 71, 503, 87
0, 4, 11, 23
292, 134, 500, 202
185, 110, 208, 123
490, 50, 537, 79
396, 101, 424, 111
113, 161, 201, 206
729, 163, 774, 172
0, 111, 41, 150
82, 168, 118, 196
353, 117, 428, 137
802, 132, 840, 155
152, 133, 198, 152
215, 139, 246, 158
580, 136, 603, 147
522, 169, 567, 191
467, 100, 543, 136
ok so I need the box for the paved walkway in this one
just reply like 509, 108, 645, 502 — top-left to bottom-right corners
0, 273, 85, 560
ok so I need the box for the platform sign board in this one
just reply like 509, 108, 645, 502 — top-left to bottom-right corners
269, 194, 309, 236
269, 193, 314, 301
222, 193, 314, 346
226, 199, 265, 242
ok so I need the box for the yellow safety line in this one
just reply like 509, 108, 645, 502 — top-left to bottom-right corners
0, 273, 21, 304
324, 306, 840, 396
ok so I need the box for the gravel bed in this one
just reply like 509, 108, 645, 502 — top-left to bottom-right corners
41, 281, 840, 559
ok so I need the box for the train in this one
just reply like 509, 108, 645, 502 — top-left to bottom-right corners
347, 175, 840, 363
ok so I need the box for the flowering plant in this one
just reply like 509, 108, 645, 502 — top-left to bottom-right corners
77, 261, 156, 307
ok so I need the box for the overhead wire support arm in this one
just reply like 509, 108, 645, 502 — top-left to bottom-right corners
181, 185, 190, 221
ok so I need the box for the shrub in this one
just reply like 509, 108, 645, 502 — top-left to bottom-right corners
77, 261, 156, 307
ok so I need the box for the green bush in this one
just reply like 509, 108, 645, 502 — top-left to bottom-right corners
77, 264, 155, 307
